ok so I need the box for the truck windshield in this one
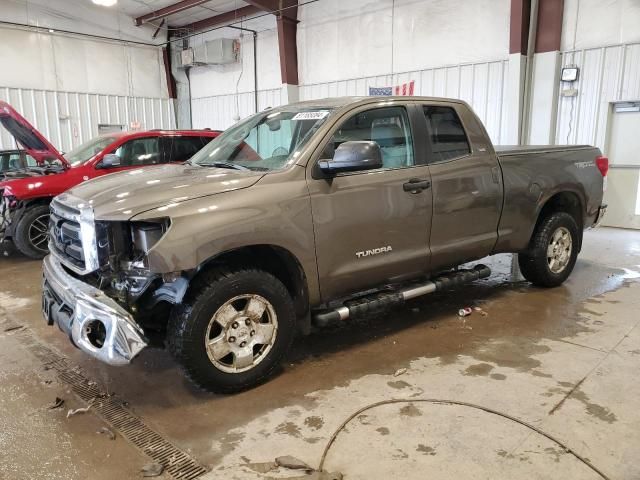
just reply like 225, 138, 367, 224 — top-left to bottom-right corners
65, 136, 117, 167
191, 107, 334, 171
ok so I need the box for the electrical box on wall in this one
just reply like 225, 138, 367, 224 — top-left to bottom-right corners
195, 38, 239, 65
180, 48, 195, 67
180, 39, 239, 67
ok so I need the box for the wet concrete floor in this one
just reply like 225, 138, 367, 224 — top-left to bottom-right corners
1, 227, 639, 479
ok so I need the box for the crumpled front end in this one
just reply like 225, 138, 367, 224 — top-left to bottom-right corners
42, 253, 147, 366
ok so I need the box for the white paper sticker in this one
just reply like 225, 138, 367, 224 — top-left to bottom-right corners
292, 111, 330, 121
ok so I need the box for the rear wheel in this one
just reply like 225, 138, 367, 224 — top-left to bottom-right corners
14, 205, 50, 259
167, 268, 296, 393
518, 212, 579, 287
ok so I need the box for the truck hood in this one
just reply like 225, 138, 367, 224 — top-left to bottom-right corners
0, 101, 70, 168
66, 163, 266, 220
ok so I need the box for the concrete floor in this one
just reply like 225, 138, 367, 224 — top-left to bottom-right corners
1, 227, 639, 480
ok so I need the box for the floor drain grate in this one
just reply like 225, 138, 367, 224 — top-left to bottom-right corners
2, 319, 209, 480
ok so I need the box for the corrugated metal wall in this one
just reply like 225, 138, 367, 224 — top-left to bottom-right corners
192, 88, 283, 130
0, 86, 175, 153
556, 42, 640, 151
299, 59, 510, 144
191, 59, 510, 144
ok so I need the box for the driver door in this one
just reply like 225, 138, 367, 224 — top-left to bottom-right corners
307, 104, 433, 301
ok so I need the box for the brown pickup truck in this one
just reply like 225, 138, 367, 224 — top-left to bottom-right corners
42, 96, 608, 393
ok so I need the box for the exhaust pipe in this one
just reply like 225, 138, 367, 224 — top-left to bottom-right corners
314, 264, 491, 326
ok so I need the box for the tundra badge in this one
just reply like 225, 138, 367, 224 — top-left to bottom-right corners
356, 246, 393, 258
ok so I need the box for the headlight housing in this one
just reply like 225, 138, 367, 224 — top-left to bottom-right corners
130, 219, 170, 256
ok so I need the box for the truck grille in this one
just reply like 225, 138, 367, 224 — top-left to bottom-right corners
49, 195, 99, 275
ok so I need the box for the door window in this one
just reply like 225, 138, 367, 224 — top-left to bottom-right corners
164, 136, 214, 163
113, 137, 162, 166
326, 106, 415, 169
423, 106, 470, 162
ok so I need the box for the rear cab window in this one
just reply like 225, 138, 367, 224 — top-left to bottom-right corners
423, 105, 470, 162
163, 136, 214, 163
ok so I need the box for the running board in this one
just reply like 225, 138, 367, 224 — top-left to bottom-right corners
313, 264, 491, 327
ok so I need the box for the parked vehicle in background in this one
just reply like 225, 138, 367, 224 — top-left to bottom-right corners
0, 149, 42, 180
41, 96, 608, 393
0, 100, 220, 258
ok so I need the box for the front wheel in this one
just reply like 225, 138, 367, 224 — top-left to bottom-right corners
518, 212, 579, 287
14, 204, 50, 259
167, 269, 296, 393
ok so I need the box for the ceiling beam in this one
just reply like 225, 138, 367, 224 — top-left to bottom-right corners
135, 0, 211, 27
243, 0, 297, 20
179, 5, 262, 31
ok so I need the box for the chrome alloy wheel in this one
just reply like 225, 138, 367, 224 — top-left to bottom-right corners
205, 294, 278, 373
29, 214, 50, 252
547, 226, 572, 274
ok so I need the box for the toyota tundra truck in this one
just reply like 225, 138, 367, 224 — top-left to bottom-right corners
41, 96, 608, 393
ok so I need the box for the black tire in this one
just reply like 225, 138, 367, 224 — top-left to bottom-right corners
14, 204, 50, 259
167, 268, 296, 393
518, 212, 579, 288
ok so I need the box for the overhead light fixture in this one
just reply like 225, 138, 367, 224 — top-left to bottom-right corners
92, 0, 118, 6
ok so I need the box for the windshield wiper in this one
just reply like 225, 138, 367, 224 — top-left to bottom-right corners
199, 162, 250, 171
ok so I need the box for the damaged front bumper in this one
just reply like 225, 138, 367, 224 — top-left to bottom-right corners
42, 254, 147, 366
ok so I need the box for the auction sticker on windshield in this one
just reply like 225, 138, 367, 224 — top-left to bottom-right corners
292, 111, 330, 120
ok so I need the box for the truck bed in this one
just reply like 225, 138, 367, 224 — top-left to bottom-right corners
495, 145, 593, 156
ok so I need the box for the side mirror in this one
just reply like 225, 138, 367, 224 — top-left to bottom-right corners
318, 141, 383, 175
99, 153, 121, 169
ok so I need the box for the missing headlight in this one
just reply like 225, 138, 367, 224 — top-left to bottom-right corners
131, 220, 169, 255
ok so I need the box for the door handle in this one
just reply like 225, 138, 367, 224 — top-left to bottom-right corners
403, 178, 431, 193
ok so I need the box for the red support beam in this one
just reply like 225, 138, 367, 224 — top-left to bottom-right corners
535, 0, 564, 53
510, 0, 531, 55
162, 47, 177, 99
244, 0, 297, 20
135, 0, 211, 26
277, 12, 298, 85
179, 5, 261, 31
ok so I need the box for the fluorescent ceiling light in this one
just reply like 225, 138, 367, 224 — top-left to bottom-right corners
92, 0, 118, 6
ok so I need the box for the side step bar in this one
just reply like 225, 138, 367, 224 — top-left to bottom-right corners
313, 264, 491, 327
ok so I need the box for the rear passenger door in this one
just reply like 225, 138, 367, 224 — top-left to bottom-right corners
308, 104, 433, 301
163, 136, 214, 163
423, 103, 502, 270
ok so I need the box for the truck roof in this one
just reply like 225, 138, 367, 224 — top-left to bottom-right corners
283, 96, 469, 109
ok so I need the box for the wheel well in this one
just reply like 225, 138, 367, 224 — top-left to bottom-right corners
535, 191, 584, 248
190, 245, 311, 330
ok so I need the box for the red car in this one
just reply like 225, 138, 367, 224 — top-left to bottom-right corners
0, 101, 219, 258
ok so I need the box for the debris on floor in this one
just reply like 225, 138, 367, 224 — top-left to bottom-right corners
245, 456, 343, 480
48, 397, 65, 410
67, 404, 92, 418
393, 368, 407, 377
458, 307, 473, 317
97, 426, 116, 440
275, 455, 312, 471
473, 306, 488, 316
141, 462, 164, 477
3, 325, 23, 332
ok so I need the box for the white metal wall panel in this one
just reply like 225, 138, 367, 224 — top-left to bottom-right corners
0, 86, 175, 152
191, 88, 283, 130
298, 59, 510, 144
556, 42, 640, 150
